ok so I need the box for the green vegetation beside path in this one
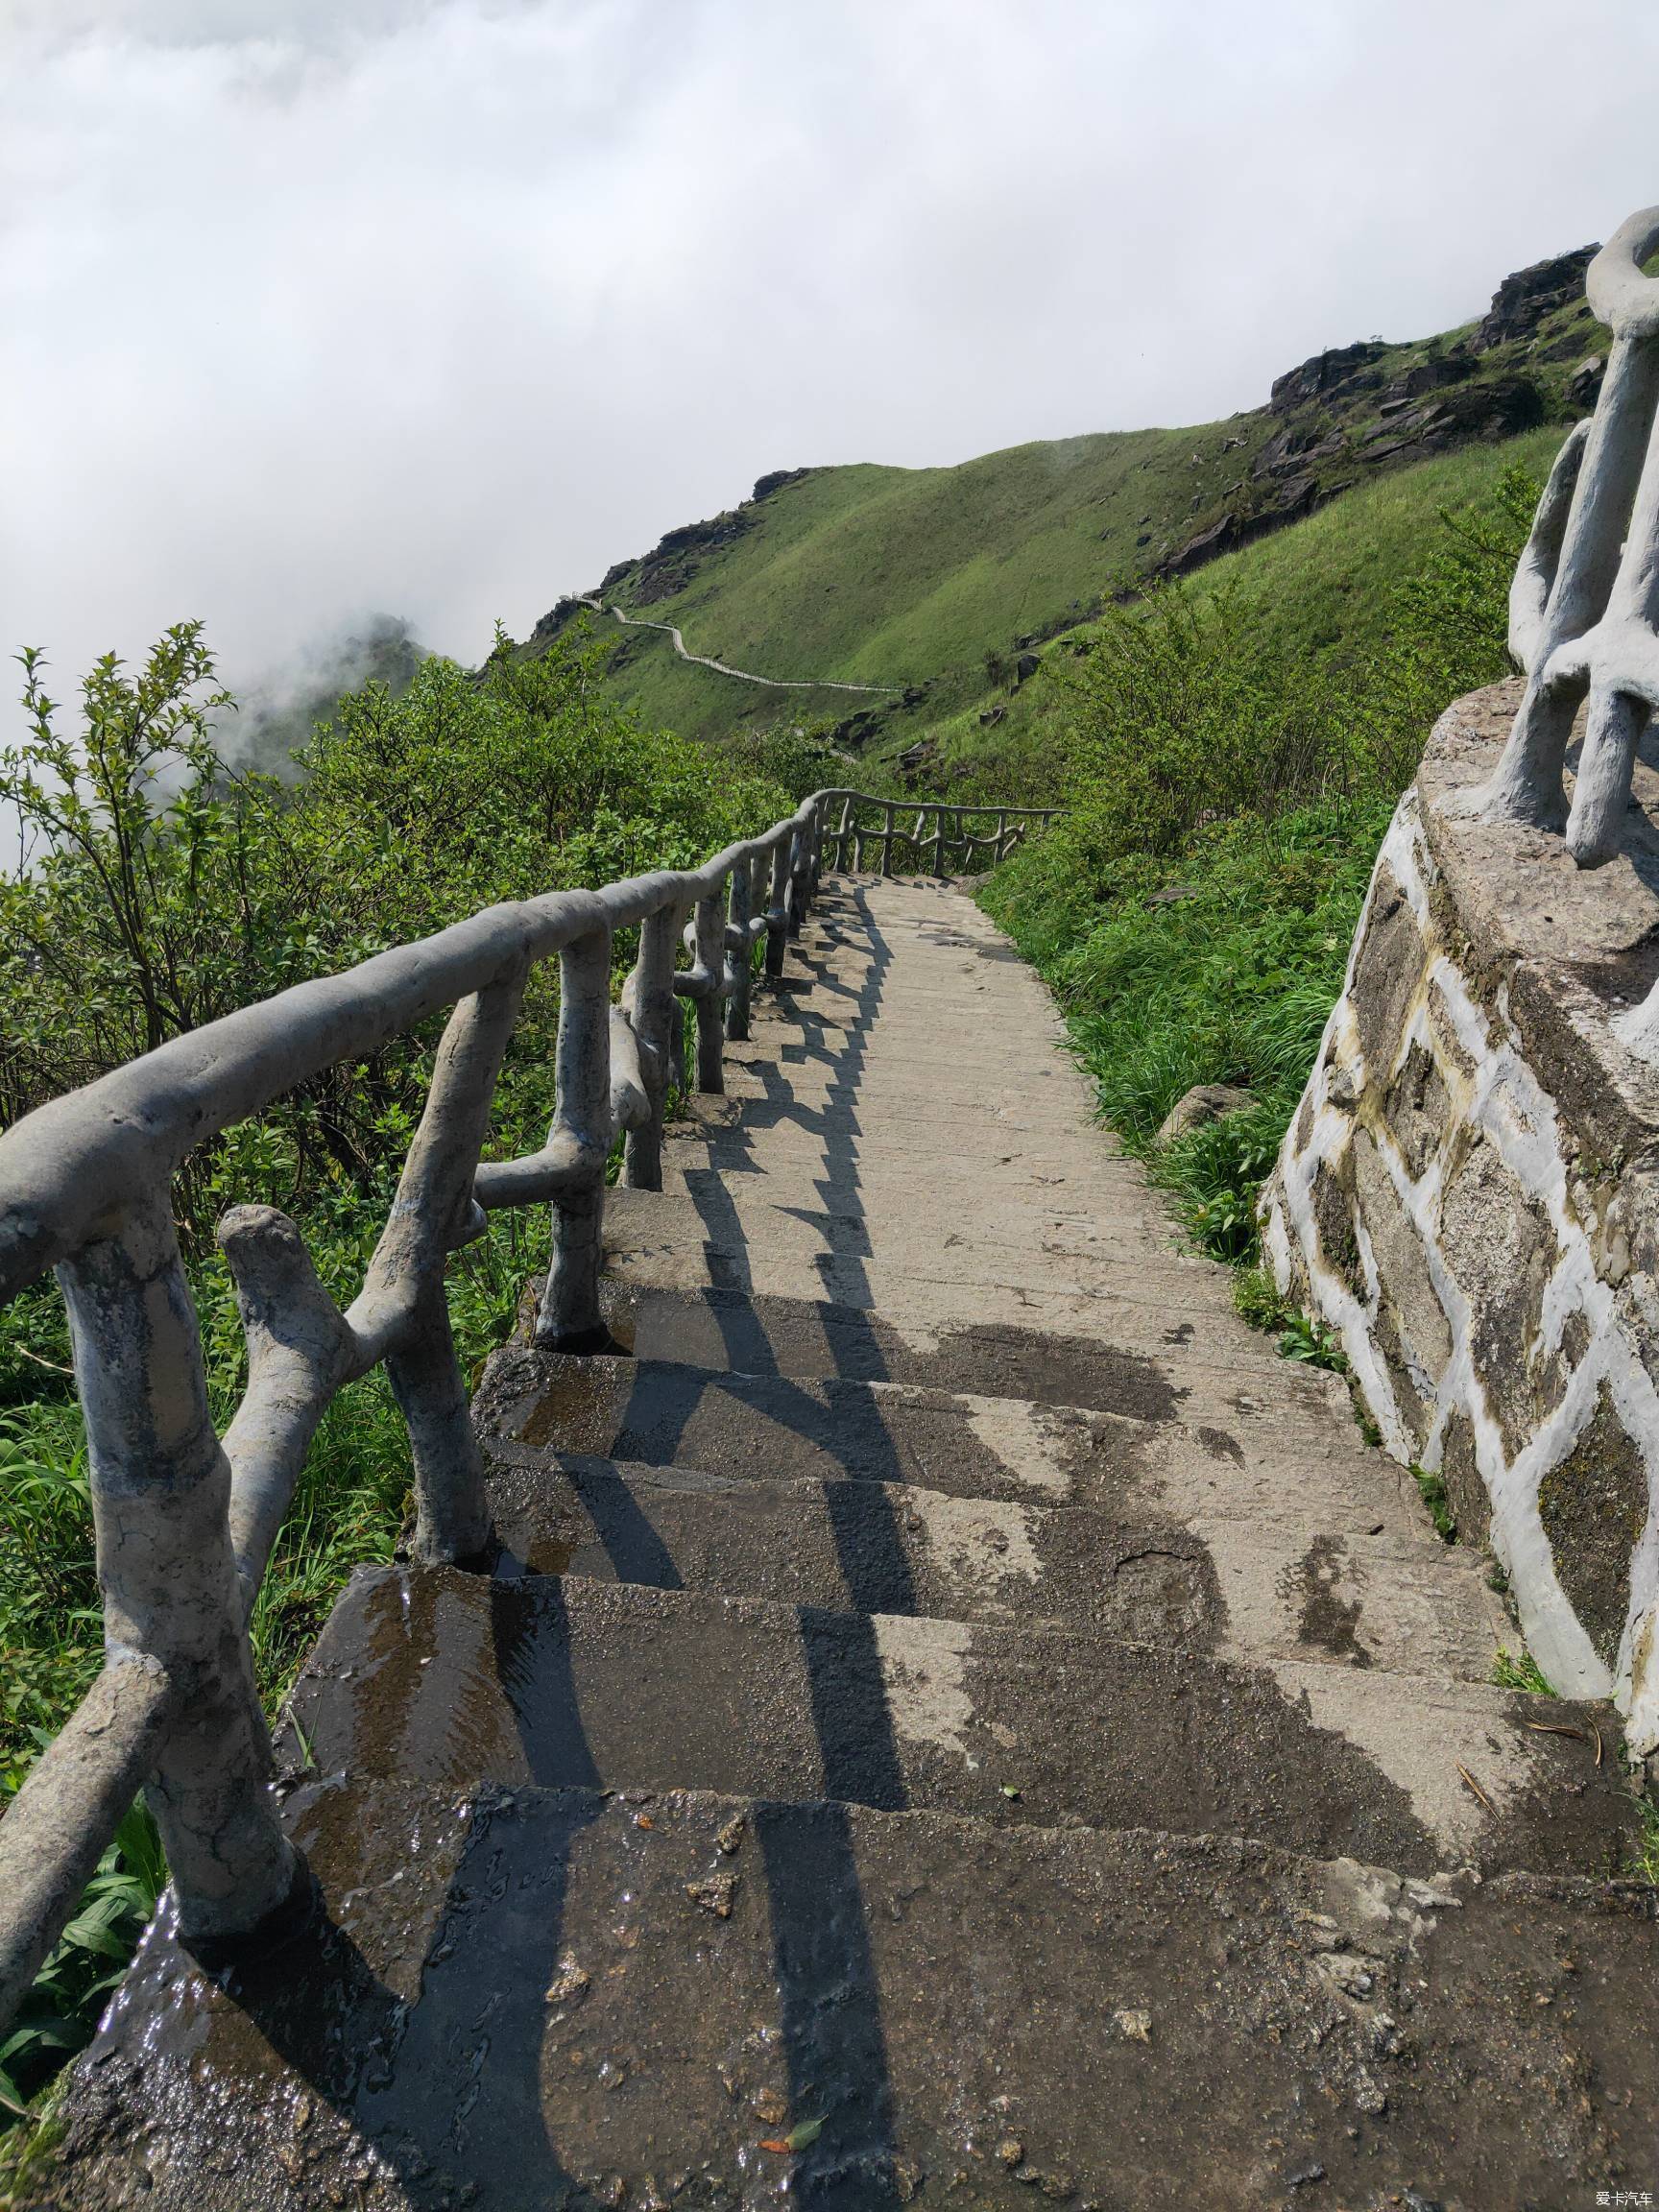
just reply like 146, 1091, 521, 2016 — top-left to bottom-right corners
977, 462, 1537, 1353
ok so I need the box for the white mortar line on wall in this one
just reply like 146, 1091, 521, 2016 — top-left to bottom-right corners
1266, 801, 1419, 1463
1430, 953, 1659, 1732
1270, 783, 1659, 1743
1356, 798, 1614, 1703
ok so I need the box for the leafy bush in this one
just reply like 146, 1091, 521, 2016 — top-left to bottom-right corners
0, 1799, 164, 2120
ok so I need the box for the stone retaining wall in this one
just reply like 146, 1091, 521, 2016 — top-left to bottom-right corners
1262, 679, 1659, 1751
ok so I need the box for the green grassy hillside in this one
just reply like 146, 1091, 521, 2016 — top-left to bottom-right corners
527, 244, 1603, 772
915, 423, 1570, 796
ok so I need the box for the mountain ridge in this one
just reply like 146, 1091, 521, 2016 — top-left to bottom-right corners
525, 242, 1605, 767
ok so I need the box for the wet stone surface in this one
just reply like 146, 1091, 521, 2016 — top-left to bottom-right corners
477, 1453, 1222, 1647
278, 1564, 1634, 1878
41, 1780, 1659, 2211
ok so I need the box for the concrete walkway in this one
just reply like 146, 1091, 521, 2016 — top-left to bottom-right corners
46, 879, 1658, 2211
578, 594, 901, 694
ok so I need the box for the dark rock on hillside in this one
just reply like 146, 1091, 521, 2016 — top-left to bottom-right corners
1569, 354, 1606, 408
631, 511, 757, 605
1162, 472, 1320, 578
1474, 244, 1598, 351
1014, 652, 1041, 684
527, 594, 589, 650
1269, 339, 1389, 415
530, 470, 813, 643
1253, 421, 1346, 481
752, 468, 807, 501
1400, 352, 1475, 397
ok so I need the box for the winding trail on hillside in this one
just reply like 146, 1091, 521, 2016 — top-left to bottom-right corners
578, 596, 901, 695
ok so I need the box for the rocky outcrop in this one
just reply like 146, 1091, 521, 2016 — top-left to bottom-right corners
1161, 475, 1320, 577
1263, 680, 1659, 1751
534, 470, 818, 643
1269, 340, 1390, 415
1474, 244, 1599, 351
751, 467, 807, 502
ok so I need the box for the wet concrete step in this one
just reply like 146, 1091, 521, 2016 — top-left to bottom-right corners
289, 1565, 1633, 1878
485, 1452, 1223, 1647
583, 1274, 1371, 1440
477, 1341, 1437, 1541
478, 1448, 1509, 1682
52, 1776, 1659, 2212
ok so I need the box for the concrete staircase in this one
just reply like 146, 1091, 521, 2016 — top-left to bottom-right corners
46, 881, 1658, 2211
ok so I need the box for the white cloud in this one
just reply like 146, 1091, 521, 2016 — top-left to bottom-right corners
1, 0, 1654, 702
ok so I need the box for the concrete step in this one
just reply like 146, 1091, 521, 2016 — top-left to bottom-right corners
598, 1185, 1304, 1362
658, 1155, 1177, 1259
714, 1063, 1100, 1138
51, 1776, 1659, 2212
477, 1342, 1403, 1527
584, 1273, 1369, 1441
477, 1445, 1510, 1682
669, 1089, 1128, 1165
661, 1125, 1142, 1214
290, 1565, 1634, 1878
484, 1453, 1223, 1648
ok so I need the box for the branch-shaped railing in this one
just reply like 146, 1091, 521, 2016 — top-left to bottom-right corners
825, 792, 1062, 876
0, 785, 1055, 2039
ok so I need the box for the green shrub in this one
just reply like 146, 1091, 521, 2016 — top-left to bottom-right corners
983, 465, 1537, 1302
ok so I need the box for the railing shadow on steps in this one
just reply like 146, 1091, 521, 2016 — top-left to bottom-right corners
0, 785, 1059, 2046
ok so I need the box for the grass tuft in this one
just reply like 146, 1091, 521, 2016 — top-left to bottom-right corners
1491, 1647, 1556, 1695
1410, 1465, 1457, 1545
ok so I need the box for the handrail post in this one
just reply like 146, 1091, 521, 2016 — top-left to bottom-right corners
383, 974, 523, 1563
57, 1191, 297, 1944
693, 885, 728, 1088
537, 925, 613, 1352
765, 835, 790, 977
623, 902, 679, 1190
835, 796, 854, 870
932, 804, 946, 878
786, 828, 807, 937
879, 802, 895, 878
725, 859, 755, 1042
753, 847, 771, 935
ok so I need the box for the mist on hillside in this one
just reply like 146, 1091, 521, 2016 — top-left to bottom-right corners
214, 613, 430, 780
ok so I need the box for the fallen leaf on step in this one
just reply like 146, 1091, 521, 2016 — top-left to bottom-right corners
759, 2117, 824, 2154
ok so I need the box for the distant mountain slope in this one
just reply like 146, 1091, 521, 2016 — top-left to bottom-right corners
528, 244, 1605, 758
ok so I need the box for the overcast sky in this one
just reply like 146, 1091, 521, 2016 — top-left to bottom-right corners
2, 0, 1654, 704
